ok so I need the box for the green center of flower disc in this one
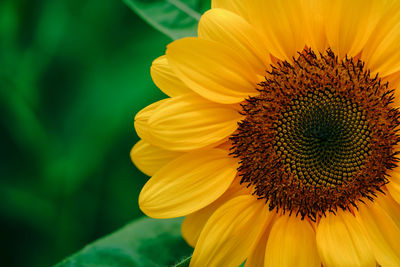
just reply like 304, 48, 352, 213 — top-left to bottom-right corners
231, 49, 400, 220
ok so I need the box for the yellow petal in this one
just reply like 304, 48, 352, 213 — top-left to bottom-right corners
265, 215, 321, 267
166, 37, 259, 104
190, 195, 271, 267
252, 0, 308, 60
134, 99, 168, 142
358, 194, 400, 266
388, 178, 400, 205
139, 149, 238, 218
362, 1, 400, 76
213, 0, 307, 60
130, 140, 182, 176
301, 0, 327, 52
181, 179, 252, 247
374, 192, 400, 229
245, 216, 276, 267
211, 0, 249, 20
324, 0, 383, 59
387, 169, 400, 205
198, 8, 270, 76
147, 94, 242, 151
316, 210, 375, 267
150, 55, 191, 97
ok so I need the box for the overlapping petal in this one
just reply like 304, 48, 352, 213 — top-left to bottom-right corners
358, 194, 400, 266
211, 0, 249, 20
139, 149, 238, 218
134, 99, 168, 142
324, 0, 383, 58
198, 8, 270, 76
212, 0, 307, 60
316, 210, 375, 267
130, 140, 182, 176
265, 215, 320, 267
374, 193, 400, 229
245, 216, 275, 267
150, 55, 192, 97
387, 168, 400, 205
388, 177, 400, 205
166, 37, 259, 104
181, 179, 252, 247
363, 1, 400, 76
190, 195, 272, 267
147, 94, 242, 151
300, 0, 327, 53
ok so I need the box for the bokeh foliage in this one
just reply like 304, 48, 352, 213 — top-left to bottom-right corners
0, 0, 209, 266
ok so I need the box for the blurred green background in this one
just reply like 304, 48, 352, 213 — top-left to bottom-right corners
0, 0, 207, 266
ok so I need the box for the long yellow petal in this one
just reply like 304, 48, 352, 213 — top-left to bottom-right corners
150, 55, 191, 97
362, 1, 400, 76
388, 179, 400, 205
245, 215, 276, 267
198, 8, 270, 76
324, 0, 383, 59
134, 99, 168, 142
190, 195, 271, 267
166, 37, 259, 104
358, 194, 400, 266
212, 0, 307, 60
130, 140, 182, 176
265, 215, 321, 267
181, 179, 252, 247
387, 169, 400, 205
139, 149, 238, 218
147, 94, 242, 151
316, 210, 375, 267
301, 0, 327, 53
374, 192, 400, 231
211, 0, 249, 20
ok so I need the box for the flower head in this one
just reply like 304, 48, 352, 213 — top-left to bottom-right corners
131, 1, 400, 266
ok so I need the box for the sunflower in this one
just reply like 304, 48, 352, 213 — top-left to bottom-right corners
130, 0, 400, 266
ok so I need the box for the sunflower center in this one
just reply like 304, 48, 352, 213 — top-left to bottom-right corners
231, 49, 400, 220
274, 90, 370, 187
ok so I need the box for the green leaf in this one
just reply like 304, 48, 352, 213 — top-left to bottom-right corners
123, 0, 210, 40
56, 217, 193, 267
173, 256, 191, 267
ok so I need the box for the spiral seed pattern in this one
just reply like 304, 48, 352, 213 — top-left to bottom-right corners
274, 90, 371, 187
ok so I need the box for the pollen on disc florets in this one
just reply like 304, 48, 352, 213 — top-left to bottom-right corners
230, 48, 400, 220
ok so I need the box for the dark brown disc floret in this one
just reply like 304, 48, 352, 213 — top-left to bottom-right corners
230, 49, 400, 220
